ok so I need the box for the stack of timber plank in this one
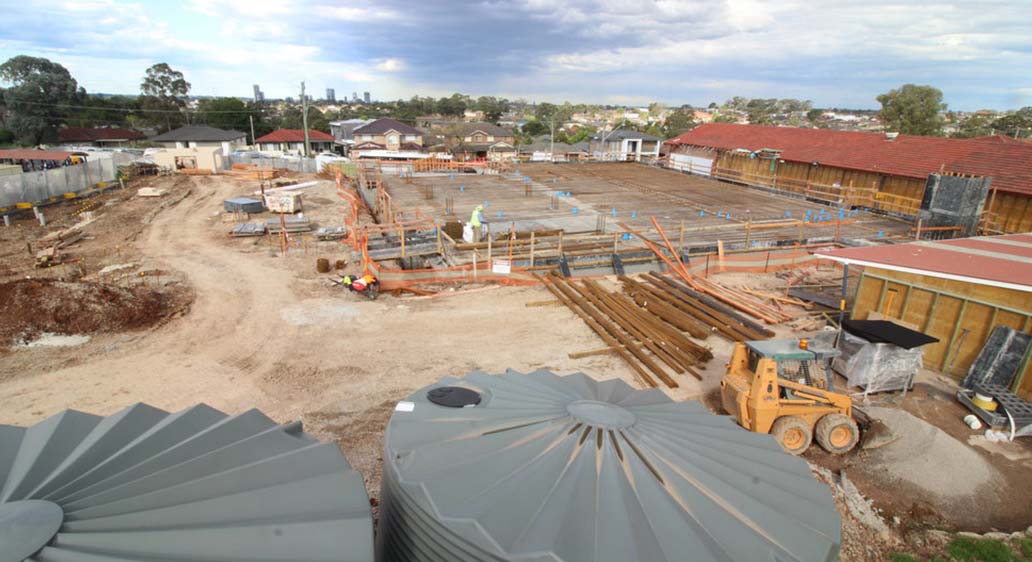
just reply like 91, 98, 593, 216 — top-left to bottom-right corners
537, 272, 712, 390
226, 166, 281, 181
179, 168, 214, 176
626, 273, 775, 341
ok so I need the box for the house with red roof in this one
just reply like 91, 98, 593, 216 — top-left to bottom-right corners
58, 127, 145, 147
255, 129, 334, 155
665, 123, 1032, 233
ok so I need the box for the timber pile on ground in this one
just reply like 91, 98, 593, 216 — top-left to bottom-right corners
227, 163, 281, 181
537, 272, 712, 389
621, 273, 774, 341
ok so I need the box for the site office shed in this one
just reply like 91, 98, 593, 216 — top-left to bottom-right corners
817, 233, 1032, 398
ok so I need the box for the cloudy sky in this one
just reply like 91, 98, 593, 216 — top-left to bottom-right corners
1, 0, 1030, 110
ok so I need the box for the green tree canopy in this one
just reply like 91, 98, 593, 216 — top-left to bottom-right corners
876, 84, 946, 136
991, 106, 1032, 138
0, 55, 82, 144
139, 63, 190, 131
662, 108, 697, 138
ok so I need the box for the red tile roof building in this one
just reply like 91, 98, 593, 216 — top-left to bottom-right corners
255, 129, 334, 143
58, 127, 145, 145
665, 124, 1032, 233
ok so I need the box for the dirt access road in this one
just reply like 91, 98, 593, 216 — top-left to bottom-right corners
0, 174, 669, 494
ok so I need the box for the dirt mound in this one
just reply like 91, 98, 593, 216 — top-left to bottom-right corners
0, 279, 191, 345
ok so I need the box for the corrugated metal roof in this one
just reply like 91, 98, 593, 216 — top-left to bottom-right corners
0, 402, 374, 561
816, 233, 1032, 291
667, 124, 1032, 196
379, 369, 841, 562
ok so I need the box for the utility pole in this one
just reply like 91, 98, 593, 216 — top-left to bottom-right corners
249, 115, 256, 149
301, 81, 311, 158
549, 115, 555, 162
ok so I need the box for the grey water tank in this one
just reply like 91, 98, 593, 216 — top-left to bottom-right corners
0, 403, 373, 562
378, 370, 840, 562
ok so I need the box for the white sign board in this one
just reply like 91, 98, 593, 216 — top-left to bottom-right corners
492, 259, 512, 274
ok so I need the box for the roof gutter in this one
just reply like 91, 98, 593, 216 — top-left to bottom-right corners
815, 253, 1032, 293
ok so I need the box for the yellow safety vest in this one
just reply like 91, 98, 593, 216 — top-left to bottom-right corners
470, 209, 482, 227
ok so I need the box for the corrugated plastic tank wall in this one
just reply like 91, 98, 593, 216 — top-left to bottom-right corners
378, 369, 841, 562
0, 403, 374, 562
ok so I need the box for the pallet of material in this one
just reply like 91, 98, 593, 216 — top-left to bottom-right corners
315, 226, 348, 240
137, 187, 167, 197
224, 197, 265, 213
265, 217, 311, 233
226, 167, 280, 180
179, 168, 214, 176
230, 223, 267, 237
232, 163, 256, 170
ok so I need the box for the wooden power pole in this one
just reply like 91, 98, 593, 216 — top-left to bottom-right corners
301, 81, 311, 158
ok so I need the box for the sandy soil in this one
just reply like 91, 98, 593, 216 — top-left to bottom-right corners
3, 172, 1029, 562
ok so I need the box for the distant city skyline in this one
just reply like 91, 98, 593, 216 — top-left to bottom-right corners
1, 1, 1030, 111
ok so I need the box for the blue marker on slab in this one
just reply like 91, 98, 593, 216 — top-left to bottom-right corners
459, 185, 464, 192
572, 207, 579, 214
498, 211, 504, 218
611, 208, 618, 217
565, 191, 571, 197
785, 211, 791, 217
553, 178, 558, 184
631, 211, 637, 219
878, 230, 884, 237
484, 201, 490, 207
699, 210, 705, 217
622, 233, 632, 240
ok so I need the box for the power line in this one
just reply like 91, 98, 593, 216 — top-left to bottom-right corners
1, 98, 267, 114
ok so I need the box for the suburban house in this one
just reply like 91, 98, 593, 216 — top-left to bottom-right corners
254, 129, 335, 154
328, 119, 371, 154
150, 125, 247, 155
665, 123, 1032, 233
351, 118, 426, 159
446, 122, 516, 161
589, 130, 662, 161
518, 135, 590, 162
58, 127, 145, 147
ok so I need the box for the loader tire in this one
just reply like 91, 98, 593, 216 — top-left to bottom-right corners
816, 413, 860, 454
771, 416, 812, 455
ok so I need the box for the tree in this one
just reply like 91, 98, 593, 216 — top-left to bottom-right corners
991, 107, 1032, 138
806, 108, 823, 123
0, 55, 82, 144
951, 113, 995, 139
663, 108, 697, 138
876, 84, 946, 136
436, 93, 468, 116
139, 63, 190, 131
195, 97, 252, 132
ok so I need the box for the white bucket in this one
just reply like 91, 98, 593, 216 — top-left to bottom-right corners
963, 414, 982, 430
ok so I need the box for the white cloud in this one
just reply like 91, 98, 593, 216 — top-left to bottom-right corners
375, 58, 405, 72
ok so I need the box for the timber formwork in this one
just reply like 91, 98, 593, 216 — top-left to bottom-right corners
379, 163, 910, 269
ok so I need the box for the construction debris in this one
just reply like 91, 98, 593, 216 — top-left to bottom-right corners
136, 187, 167, 197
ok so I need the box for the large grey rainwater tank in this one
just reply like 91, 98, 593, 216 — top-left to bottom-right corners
0, 403, 373, 562
378, 369, 841, 562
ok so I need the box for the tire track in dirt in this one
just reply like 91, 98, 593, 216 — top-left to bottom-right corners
0, 176, 305, 421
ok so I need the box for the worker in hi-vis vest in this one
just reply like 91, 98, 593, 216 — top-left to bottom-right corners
470, 204, 487, 241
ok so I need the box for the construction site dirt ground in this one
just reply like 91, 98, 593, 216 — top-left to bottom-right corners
0, 170, 1029, 562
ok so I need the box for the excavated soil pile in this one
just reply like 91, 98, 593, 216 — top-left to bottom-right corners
0, 279, 190, 345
